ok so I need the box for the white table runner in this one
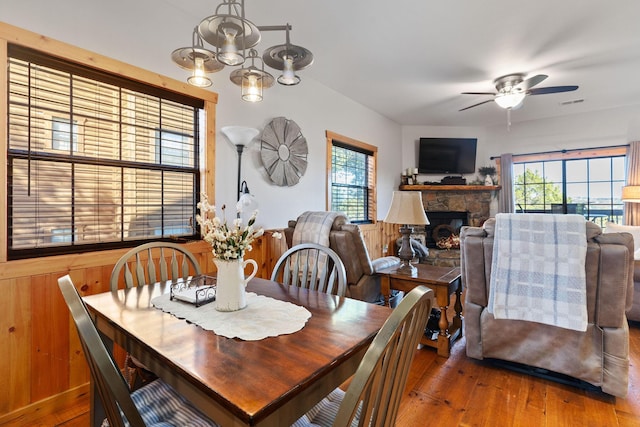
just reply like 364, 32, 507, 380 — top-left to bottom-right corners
151, 292, 312, 340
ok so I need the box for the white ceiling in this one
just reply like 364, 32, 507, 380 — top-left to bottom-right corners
161, 0, 640, 127
9, 0, 640, 128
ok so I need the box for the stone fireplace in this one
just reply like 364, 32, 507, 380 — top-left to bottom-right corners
401, 185, 498, 266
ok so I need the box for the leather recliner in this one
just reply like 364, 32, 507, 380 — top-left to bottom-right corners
629, 266, 640, 322
460, 218, 633, 397
284, 215, 400, 304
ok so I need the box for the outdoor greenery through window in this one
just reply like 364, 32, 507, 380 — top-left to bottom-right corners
328, 133, 377, 223
7, 45, 203, 259
513, 150, 626, 227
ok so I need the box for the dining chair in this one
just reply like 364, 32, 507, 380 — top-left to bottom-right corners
109, 242, 201, 291
110, 242, 202, 389
58, 274, 219, 427
292, 285, 433, 427
271, 243, 348, 297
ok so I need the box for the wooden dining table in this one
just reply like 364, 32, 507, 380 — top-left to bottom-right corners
83, 277, 392, 427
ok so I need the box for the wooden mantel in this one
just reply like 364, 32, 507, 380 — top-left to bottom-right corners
399, 185, 501, 191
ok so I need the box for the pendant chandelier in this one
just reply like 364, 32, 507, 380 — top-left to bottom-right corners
171, 0, 313, 102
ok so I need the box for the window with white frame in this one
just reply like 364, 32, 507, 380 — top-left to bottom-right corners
7, 45, 203, 259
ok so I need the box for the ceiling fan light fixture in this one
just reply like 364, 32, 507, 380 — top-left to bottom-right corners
495, 92, 526, 109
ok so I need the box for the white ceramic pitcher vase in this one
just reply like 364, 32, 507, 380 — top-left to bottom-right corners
214, 258, 258, 312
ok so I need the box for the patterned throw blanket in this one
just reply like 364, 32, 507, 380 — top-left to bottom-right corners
488, 213, 588, 331
292, 211, 346, 246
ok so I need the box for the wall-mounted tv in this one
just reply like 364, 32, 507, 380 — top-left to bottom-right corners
418, 137, 477, 175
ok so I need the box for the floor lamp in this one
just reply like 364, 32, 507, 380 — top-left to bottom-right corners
384, 191, 430, 276
221, 126, 260, 200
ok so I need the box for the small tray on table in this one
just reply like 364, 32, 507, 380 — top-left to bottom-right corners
170, 275, 217, 307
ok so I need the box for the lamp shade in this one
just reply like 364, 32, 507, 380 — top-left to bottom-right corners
221, 126, 260, 147
384, 191, 430, 225
622, 185, 640, 203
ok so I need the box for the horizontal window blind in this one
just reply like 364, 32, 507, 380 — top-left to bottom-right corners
7, 46, 202, 259
331, 143, 374, 222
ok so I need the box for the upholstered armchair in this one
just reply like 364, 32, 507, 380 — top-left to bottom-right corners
603, 222, 640, 322
460, 217, 633, 397
284, 213, 400, 304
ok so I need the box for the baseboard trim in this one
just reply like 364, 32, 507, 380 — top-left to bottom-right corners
0, 383, 89, 425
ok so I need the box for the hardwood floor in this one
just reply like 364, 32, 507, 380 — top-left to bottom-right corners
12, 324, 640, 427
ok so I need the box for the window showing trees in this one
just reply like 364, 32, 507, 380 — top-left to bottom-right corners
7, 45, 203, 259
513, 149, 626, 227
327, 132, 377, 223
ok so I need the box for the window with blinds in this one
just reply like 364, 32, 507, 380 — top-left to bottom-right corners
7, 45, 203, 259
330, 140, 376, 223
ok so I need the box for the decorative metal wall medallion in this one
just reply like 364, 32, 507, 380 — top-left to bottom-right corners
260, 117, 308, 186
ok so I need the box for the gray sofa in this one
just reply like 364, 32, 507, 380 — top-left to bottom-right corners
460, 218, 633, 397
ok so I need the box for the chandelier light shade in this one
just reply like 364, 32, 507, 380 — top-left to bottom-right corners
384, 191, 430, 276
229, 49, 275, 102
172, 0, 313, 101
171, 27, 225, 88
262, 25, 313, 86
622, 185, 640, 203
198, 1, 261, 66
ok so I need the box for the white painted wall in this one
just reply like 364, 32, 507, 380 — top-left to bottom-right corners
483, 106, 640, 157
400, 107, 640, 186
214, 78, 401, 228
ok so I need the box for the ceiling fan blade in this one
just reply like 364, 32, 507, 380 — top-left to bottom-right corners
515, 74, 548, 91
459, 99, 495, 111
528, 85, 579, 95
461, 91, 497, 95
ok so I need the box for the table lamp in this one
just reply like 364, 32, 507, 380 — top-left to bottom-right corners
384, 191, 430, 276
622, 185, 640, 203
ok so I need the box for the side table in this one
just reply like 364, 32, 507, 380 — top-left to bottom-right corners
378, 263, 463, 357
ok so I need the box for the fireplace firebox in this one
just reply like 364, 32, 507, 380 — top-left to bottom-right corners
415, 211, 469, 248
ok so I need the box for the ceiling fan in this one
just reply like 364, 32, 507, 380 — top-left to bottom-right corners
459, 73, 578, 111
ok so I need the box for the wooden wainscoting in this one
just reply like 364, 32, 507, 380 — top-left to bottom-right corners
0, 223, 396, 423
359, 221, 402, 259
0, 237, 288, 424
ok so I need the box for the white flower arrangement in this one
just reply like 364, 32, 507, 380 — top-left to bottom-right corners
196, 193, 264, 261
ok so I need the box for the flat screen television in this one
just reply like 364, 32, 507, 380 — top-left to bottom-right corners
418, 137, 477, 175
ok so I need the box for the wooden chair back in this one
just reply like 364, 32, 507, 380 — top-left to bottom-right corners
58, 275, 145, 427
110, 242, 201, 291
335, 285, 433, 426
271, 243, 347, 297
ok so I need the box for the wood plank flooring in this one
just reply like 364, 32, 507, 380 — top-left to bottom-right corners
10, 324, 640, 427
